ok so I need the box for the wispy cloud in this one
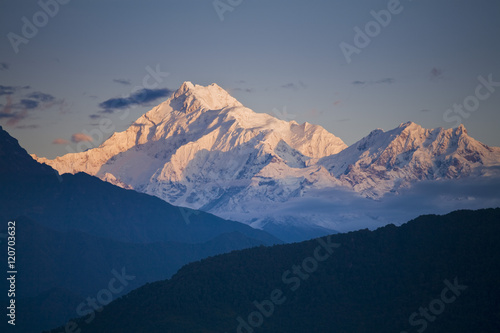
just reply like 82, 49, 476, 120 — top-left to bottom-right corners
256, 176, 500, 233
0, 95, 20, 126
71, 133, 93, 143
99, 88, 172, 113
113, 78, 131, 86
281, 81, 307, 91
0, 85, 29, 96
0, 88, 65, 126
27, 92, 56, 102
14, 92, 56, 110
232, 80, 255, 93
53, 138, 69, 144
352, 78, 395, 86
19, 99, 39, 109
233, 87, 255, 93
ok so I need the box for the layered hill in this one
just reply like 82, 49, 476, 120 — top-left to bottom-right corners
48, 208, 500, 333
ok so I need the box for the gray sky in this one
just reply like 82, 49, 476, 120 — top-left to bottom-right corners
1, 0, 499, 158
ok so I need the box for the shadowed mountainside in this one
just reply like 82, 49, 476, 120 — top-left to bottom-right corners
49, 208, 500, 333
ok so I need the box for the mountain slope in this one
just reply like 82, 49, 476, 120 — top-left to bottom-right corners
48, 208, 500, 333
0, 217, 268, 332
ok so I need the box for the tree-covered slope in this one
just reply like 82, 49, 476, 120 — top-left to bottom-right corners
51, 208, 500, 333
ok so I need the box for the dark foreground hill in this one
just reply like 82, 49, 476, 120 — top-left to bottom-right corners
0, 217, 267, 332
0, 126, 280, 332
50, 208, 500, 333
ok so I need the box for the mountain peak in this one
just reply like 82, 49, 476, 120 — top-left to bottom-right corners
171, 82, 242, 112
398, 121, 422, 130
0, 126, 56, 177
178, 81, 195, 93
456, 123, 468, 135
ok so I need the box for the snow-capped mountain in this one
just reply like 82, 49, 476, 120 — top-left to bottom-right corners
317, 121, 500, 198
34, 82, 500, 240
34, 82, 346, 219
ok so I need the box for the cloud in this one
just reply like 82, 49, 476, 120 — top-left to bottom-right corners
0, 87, 64, 127
89, 114, 101, 119
113, 79, 131, 86
19, 99, 39, 109
281, 81, 307, 91
281, 83, 296, 89
53, 138, 69, 145
233, 87, 255, 93
99, 109, 115, 114
0, 85, 30, 96
71, 133, 93, 143
99, 88, 172, 113
376, 78, 394, 84
259, 176, 500, 233
0, 62, 9, 71
27, 92, 56, 102
429, 67, 444, 80
0, 95, 23, 126
0, 85, 16, 96
351, 78, 395, 86
233, 80, 255, 93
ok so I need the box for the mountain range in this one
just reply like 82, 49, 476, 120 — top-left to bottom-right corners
1, 81, 499, 332
34, 82, 500, 241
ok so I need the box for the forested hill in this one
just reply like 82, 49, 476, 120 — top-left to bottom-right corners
49, 208, 500, 333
